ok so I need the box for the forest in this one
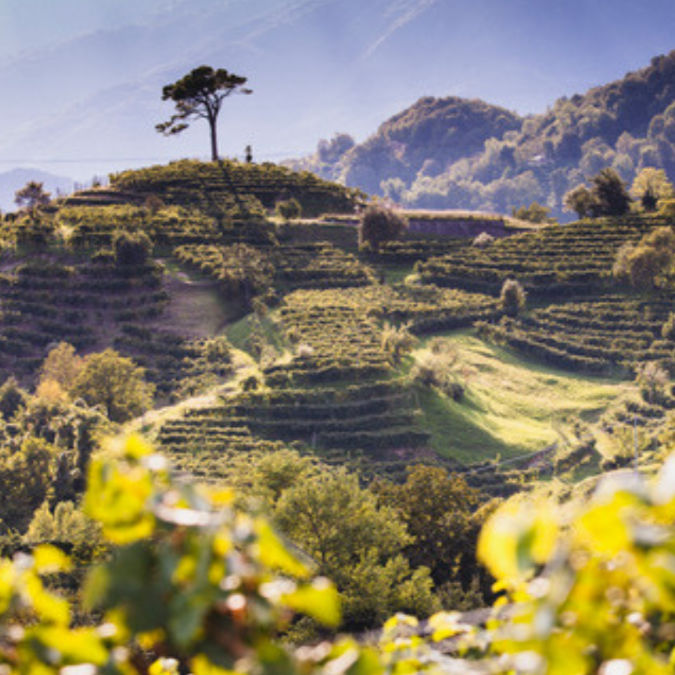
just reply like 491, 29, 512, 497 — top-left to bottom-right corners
289, 51, 675, 219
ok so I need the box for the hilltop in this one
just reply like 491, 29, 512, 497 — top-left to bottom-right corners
295, 50, 675, 218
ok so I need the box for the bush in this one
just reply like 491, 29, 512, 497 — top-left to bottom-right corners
500, 278, 526, 317
275, 198, 302, 220
380, 322, 417, 365
0, 377, 28, 420
112, 229, 152, 266
662, 312, 675, 340
358, 205, 408, 251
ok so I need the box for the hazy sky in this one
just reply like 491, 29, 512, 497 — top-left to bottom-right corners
0, 0, 673, 180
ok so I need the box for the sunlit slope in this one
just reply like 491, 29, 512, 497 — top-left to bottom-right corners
414, 334, 631, 464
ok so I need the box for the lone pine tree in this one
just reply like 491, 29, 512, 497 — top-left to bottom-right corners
156, 65, 252, 161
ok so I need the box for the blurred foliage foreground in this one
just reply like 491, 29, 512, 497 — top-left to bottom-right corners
1, 434, 675, 674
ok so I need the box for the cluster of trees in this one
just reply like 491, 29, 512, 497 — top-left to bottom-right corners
563, 167, 632, 217
563, 166, 675, 218
291, 51, 675, 218
0, 343, 154, 539
225, 450, 492, 632
38, 342, 154, 423
2, 431, 675, 673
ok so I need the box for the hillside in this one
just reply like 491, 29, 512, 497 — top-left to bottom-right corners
295, 50, 675, 218
0, 161, 671, 495
287, 98, 523, 195
0, 161, 672, 659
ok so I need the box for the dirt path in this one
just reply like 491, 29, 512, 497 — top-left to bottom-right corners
153, 275, 232, 339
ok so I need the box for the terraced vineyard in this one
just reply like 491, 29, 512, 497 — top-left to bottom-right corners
0, 257, 166, 381
0, 254, 238, 399
364, 238, 467, 265
477, 295, 675, 376
107, 159, 362, 217
157, 284, 502, 476
417, 216, 667, 295
52, 203, 274, 249
157, 407, 287, 480
174, 242, 375, 293
272, 243, 374, 289
113, 327, 234, 400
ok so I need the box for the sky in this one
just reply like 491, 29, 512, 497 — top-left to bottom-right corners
0, 0, 673, 184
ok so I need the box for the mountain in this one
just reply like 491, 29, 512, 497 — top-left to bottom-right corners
286, 97, 523, 194
296, 50, 675, 217
1, 0, 675, 179
0, 168, 74, 212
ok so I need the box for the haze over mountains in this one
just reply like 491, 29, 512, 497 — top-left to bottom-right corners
290, 51, 675, 217
2, 0, 675, 190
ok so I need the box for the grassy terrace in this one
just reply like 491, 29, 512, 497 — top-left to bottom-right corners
412, 334, 629, 464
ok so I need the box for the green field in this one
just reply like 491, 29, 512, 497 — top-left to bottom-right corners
413, 334, 631, 463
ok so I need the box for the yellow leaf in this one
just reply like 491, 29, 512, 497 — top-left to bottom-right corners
24, 573, 70, 625
428, 612, 472, 641
254, 518, 309, 579
282, 578, 341, 627
478, 498, 557, 584
0, 559, 16, 616
123, 434, 153, 460
33, 545, 72, 575
573, 492, 634, 556
191, 654, 243, 675
149, 658, 180, 675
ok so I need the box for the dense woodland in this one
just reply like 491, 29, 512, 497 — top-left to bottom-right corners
0, 138, 672, 673
289, 50, 675, 219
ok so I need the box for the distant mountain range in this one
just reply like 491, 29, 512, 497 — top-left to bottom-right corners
1, 0, 674, 181
289, 50, 675, 217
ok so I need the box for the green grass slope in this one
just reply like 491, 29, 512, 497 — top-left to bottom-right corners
413, 334, 631, 464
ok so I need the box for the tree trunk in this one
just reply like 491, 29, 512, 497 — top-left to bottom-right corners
209, 116, 219, 161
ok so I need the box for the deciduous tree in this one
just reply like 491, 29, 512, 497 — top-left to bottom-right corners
500, 278, 527, 317
358, 204, 408, 251
613, 225, 675, 289
14, 181, 50, 210
274, 468, 436, 628
70, 349, 154, 423
630, 167, 674, 211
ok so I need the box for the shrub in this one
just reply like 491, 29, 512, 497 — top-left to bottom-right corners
143, 194, 165, 214
635, 360, 670, 404
275, 197, 302, 220
112, 229, 152, 266
296, 343, 315, 359
381, 322, 417, 365
241, 374, 260, 391
0, 376, 28, 420
358, 205, 408, 251
662, 312, 675, 340
613, 225, 675, 289
511, 201, 556, 223
500, 278, 527, 317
